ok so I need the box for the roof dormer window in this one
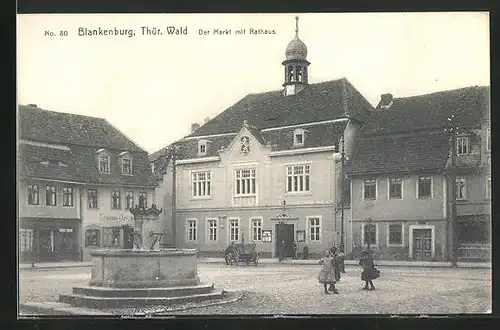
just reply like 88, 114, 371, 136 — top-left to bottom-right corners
457, 136, 470, 155
118, 151, 132, 175
198, 139, 210, 156
96, 149, 110, 173
293, 128, 306, 147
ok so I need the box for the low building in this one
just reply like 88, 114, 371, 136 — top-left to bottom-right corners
18, 104, 157, 262
345, 86, 490, 261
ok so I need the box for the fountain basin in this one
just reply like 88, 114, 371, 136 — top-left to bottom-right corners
88, 249, 200, 288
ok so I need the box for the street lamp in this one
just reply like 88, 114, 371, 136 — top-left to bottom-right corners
333, 134, 346, 253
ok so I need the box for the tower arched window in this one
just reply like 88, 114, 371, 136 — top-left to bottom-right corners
288, 65, 294, 82
296, 66, 302, 82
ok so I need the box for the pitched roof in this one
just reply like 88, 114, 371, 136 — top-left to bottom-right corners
18, 105, 145, 152
345, 131, 452, 176
189, 78, 373, 137
19, 143, 157, 187
364, 86, 489, 135
345, 85, 490, 176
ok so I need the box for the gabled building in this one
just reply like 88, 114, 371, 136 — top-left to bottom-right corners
345, 86, 491, 261
151, 17, 373, 258
18, 104, 157, 262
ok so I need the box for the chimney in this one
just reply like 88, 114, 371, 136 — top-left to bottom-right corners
378, 93, 393, 109
27, 104, 38, 108
204, 117, 210, 125
190, 123, 200, 134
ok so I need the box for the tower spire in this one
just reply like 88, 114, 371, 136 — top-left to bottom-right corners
295, 16, 299, 38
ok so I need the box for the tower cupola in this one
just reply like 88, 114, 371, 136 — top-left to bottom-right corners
282, 16, 311, 96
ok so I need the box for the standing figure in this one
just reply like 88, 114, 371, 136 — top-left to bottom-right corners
292, 241, 298, 260
337, 249, 346, 273
318, 250, 339, 294
279, 240, 286, 262
359, 249, 380, 291
329, 247, 342, 290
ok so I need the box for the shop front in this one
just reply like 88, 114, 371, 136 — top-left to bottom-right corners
457, 214, 491, 261
19, 218, 81, 263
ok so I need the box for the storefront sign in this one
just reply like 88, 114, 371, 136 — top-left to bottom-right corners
296, 230, 305, 242
99, 214, 134, 224
262, 230, 272, 242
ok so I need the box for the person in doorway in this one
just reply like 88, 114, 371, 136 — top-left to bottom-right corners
292, 241, 298, 260
359, 249, 380, 291
279, 240, 286, 262
318, 250, 339, 294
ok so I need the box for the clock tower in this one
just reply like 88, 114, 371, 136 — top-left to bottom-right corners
283, 16, 310, 96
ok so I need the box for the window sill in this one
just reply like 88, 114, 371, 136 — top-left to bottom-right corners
87, 207, 99, 210
363, 198, 376, 201
62, 205, 75, 208
27, 204, 40, 206
417, 196, 433, 200
233, 194, 256, 198
388, 197, 403, 200
99, 171, 111, 175
285, 191, 312, 196
387, 243, 404, 247
121, 173, 134, 176
191, 196, 212, 201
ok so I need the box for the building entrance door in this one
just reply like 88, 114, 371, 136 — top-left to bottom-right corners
123, 225, 135, 249
275, 223, 294, 259
413, 229, 432, 260
38, 229, 54, 261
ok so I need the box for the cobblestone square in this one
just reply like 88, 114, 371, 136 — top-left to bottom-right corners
19, 263, 491, 315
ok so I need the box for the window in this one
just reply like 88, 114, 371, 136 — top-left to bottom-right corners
125, 191, 134, 209
111, 190, 121, 209
418, 176, 432, 198
122, 158, 132, 174
308, 216, 321, 242
235, 168, 256, 196
88, 189, 98, 208
251, 218, 262, 241
457, 136, 470, 155
456, 178, 467, 200
45, 185, 56, 206
85, 229, 101, 247
229, 218, 240, 242
62, 187, 73, 207
99, 154, 110, 172
199, 143, 206, 155
138, 191, 147, 208
27, 184, 39, 205
363, 223, 377, 245
187, 219, 197, 242
389, 178, 402, 199
19, 228, 34, 253
388, 223, 403, 246
207, 219, 218, 242
192, 172, 211, 197
487, 177, 491, 200
363, 179, 376, 200
486, 128, 491, 152
293, 129, 305, 146
286, 165, 310, 193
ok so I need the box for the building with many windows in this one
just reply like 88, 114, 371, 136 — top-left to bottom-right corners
150, 18, 373, 258
150, 18, 491, 261
345, 86, 491, 261
18, 104, 157, 262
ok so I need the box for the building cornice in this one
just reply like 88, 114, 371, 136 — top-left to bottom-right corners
19, 176, 157, 188
269, 145, 336, 157
176, 156, 220, 164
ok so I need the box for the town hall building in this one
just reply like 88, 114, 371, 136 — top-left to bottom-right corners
150, 17, 374, 258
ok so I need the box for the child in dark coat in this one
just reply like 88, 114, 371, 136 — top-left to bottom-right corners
359, 250, 380, 290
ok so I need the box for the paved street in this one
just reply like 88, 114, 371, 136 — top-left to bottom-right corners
19, 263, 491, 315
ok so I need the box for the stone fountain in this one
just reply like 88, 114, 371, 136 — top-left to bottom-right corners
57, 204, 224, 310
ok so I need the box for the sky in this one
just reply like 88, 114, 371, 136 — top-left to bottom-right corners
17, 13, 490, 154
